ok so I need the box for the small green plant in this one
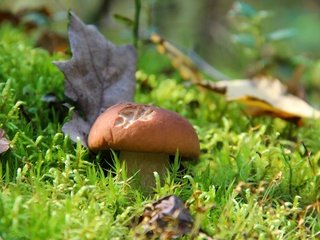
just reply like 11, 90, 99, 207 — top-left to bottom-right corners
228, 1, 308, 81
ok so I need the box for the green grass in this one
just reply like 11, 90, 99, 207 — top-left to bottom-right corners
1, 24, 320, 239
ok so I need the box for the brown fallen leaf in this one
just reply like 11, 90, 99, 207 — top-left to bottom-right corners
0, 7, 51, 31
132, 195, 214, 239
54, 12, 136, 146
36, 31, 68, 54
0, 8, 67, 54
198, 77, 320, 122
133, 195, 194, 239
0, 11, 20, 26
0, 129, 10, 154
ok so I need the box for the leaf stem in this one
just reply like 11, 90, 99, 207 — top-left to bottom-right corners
133, 0, 141, 48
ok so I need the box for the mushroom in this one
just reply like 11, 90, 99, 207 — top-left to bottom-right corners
87, 102, 200, 187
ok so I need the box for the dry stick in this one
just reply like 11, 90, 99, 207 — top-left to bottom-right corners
150, 33, 230, 83
188, 50, 230, 81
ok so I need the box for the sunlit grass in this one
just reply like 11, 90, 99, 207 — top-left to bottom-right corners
0, 24, 319, 239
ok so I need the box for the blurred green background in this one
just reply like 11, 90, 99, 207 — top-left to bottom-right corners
1, 0, 319, 80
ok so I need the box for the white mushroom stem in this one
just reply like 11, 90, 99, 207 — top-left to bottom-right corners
119, 151, 170, 187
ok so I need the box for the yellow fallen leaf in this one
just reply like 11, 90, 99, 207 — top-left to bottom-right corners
150, 34, 319, 122
199, 77, 320, 120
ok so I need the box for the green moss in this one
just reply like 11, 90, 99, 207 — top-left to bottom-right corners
0, 23, 319, 239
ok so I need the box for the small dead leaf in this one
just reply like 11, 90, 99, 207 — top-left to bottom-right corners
54, 12, 136, 146
0, 8, 66, 54
16, 6, 51, 20
0, 129, 10, 154
198, 77, 320, 122
0, 11, 20, 26
36, 31, 68, 54
133, 195, 194, 239
0, 7, 51, 31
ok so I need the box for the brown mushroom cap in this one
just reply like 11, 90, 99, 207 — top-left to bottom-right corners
88, 102, 200, 158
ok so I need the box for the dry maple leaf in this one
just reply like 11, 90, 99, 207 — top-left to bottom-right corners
198, 77, 320, 122
0, 129, 10, 154
54, 12, 136, 146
